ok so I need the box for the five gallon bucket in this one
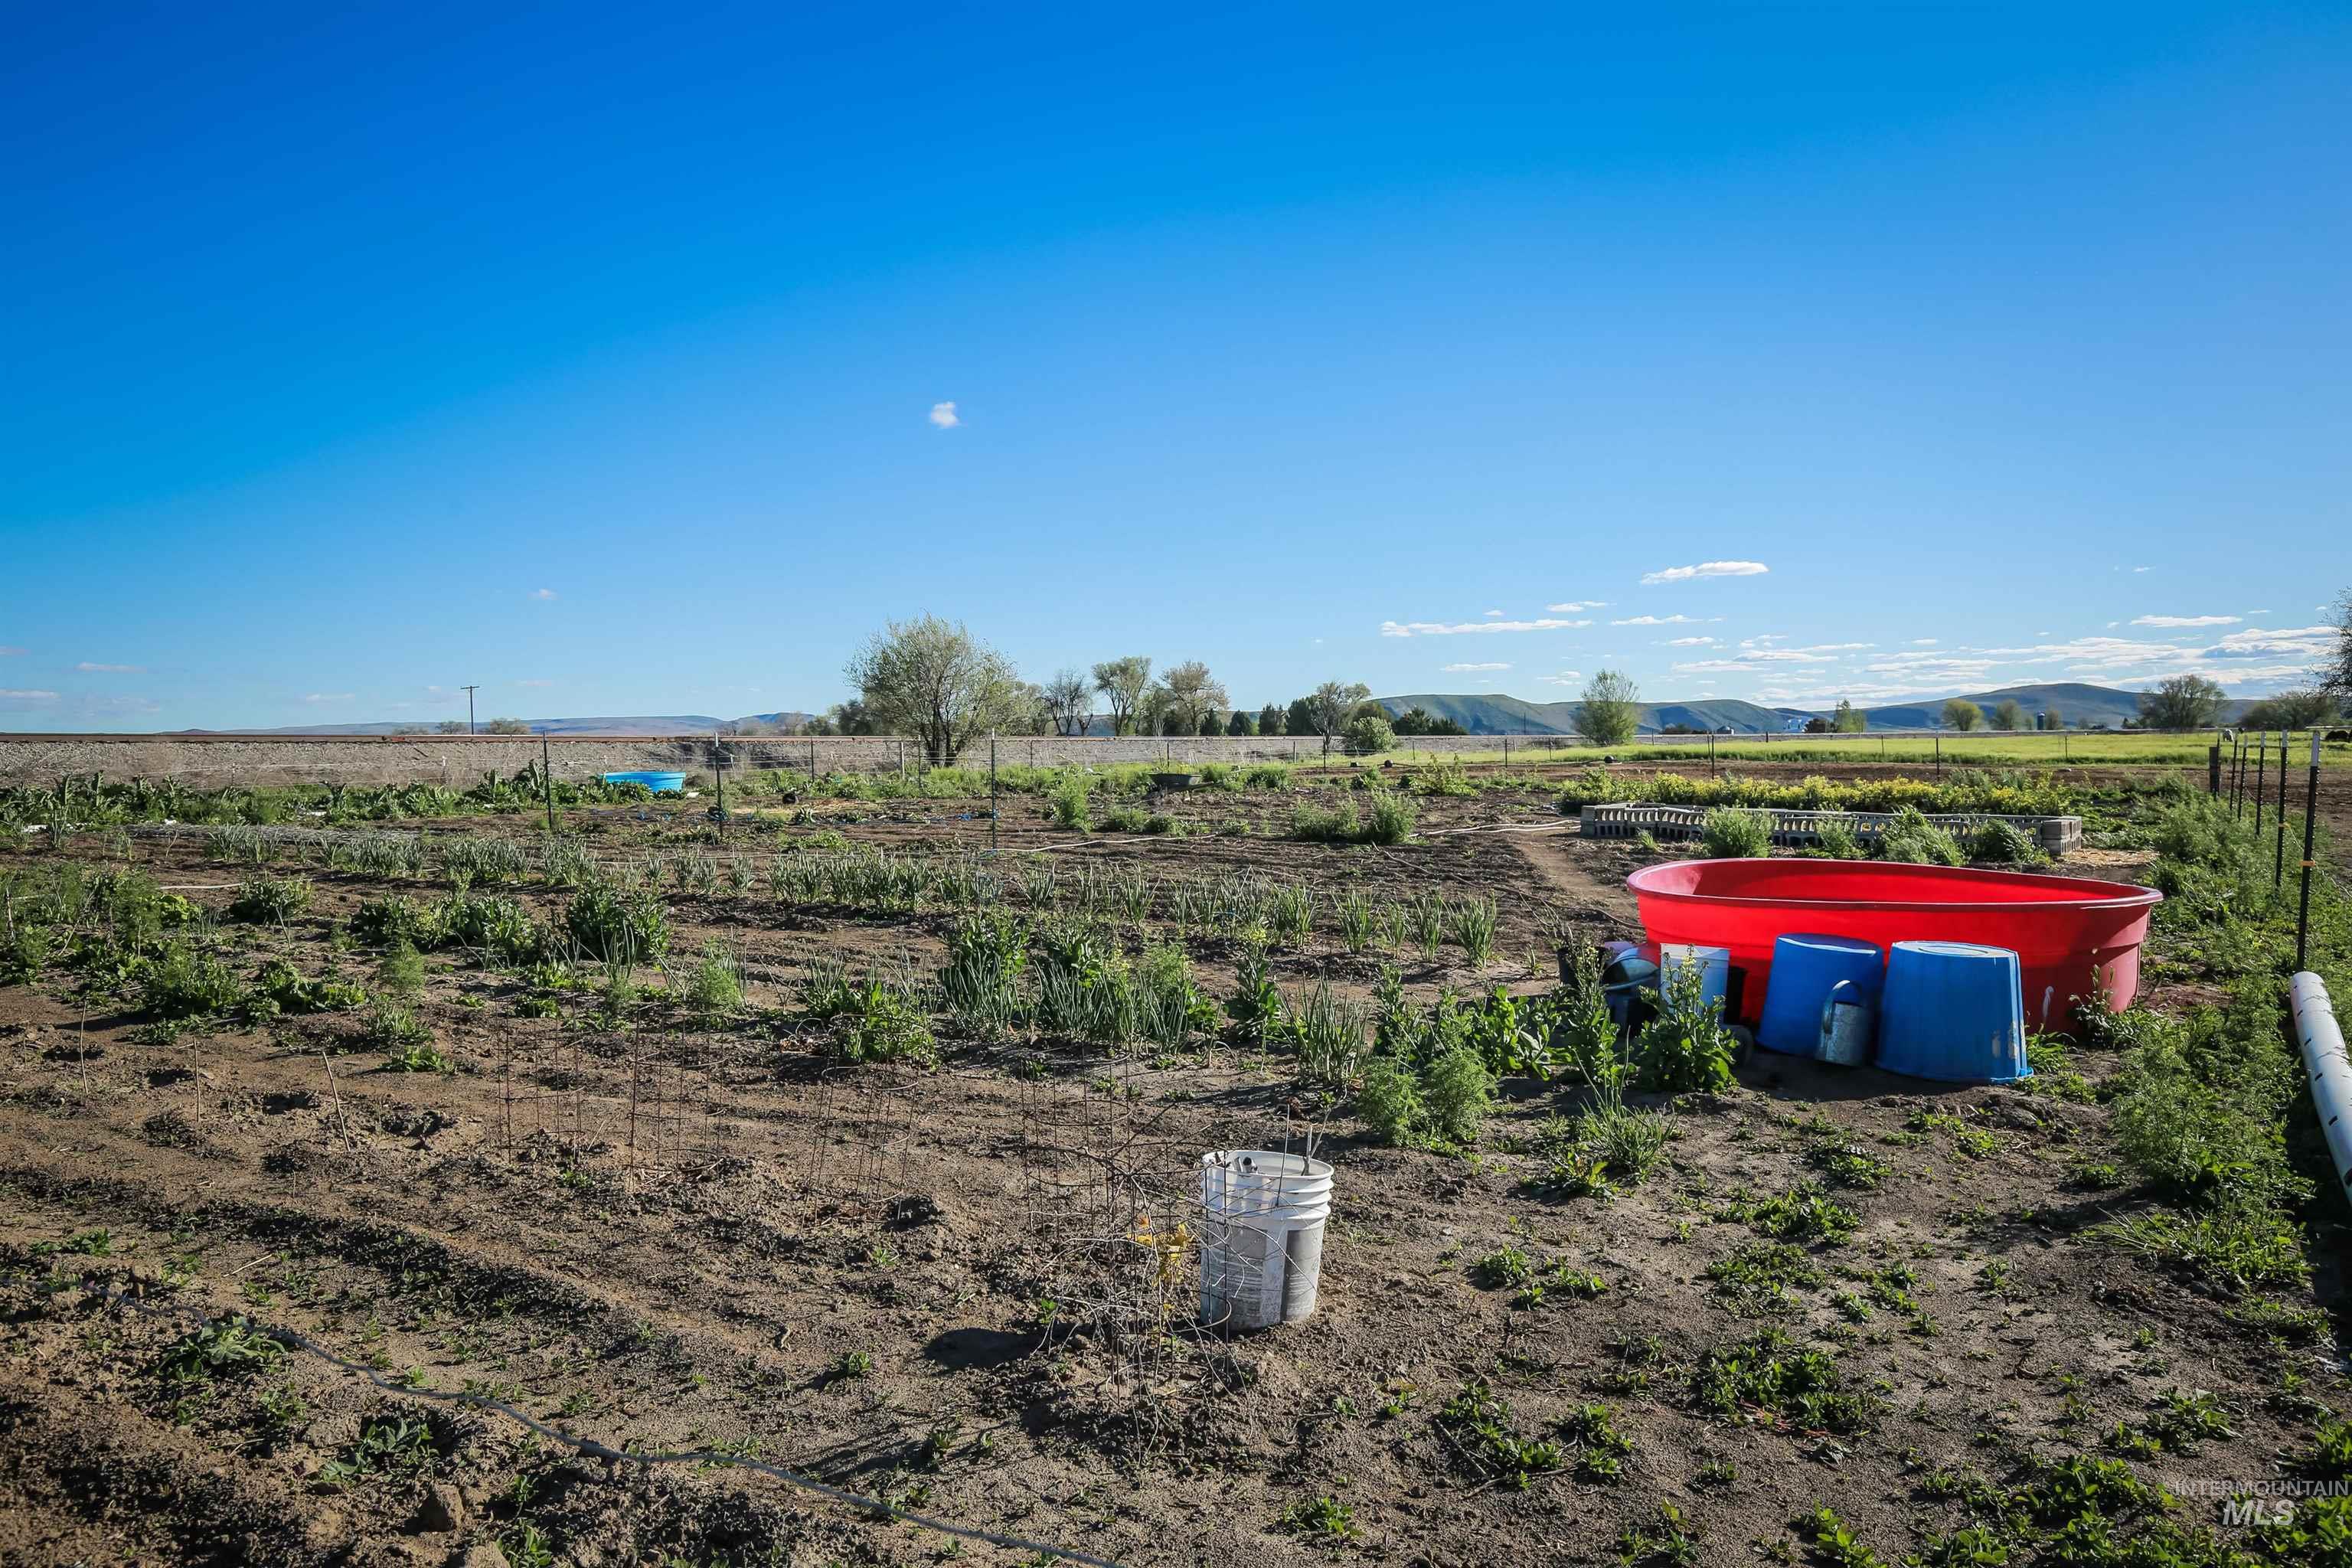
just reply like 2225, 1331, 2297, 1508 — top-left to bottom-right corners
1756, 933, 1885, 1056
1198, 1150, 1332, 1331
1876, 940, 2031, 1084
1659, 943, 1740, 1018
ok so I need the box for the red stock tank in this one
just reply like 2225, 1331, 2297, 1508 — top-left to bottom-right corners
1626, 858, 2161, 1034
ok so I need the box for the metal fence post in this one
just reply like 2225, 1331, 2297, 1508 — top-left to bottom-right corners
2256, 730, 2268, 831
2276, 731, 2291, 891
2297, 729, 2321, 970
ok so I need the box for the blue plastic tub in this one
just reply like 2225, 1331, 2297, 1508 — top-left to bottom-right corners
1875, 940, 2030, 1083
603, 770, 686, 793
1756, 933, 1885, 1056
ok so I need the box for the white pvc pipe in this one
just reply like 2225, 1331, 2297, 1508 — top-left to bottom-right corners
2291, 972, 2352, 1200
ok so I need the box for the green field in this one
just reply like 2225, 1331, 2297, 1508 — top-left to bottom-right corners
1384, 729, 2352, 769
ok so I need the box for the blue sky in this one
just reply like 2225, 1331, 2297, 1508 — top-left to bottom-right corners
4, 3, 2347, 730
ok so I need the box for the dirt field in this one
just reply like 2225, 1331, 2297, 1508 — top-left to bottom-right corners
2, 764, 2345, 1568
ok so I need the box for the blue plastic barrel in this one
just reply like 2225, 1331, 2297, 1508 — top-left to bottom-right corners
1875, 940, 2030, 1083
603, 770, 686, 793
1756, 933, 1884, 1056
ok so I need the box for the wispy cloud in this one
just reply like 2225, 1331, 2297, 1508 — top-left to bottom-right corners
1533, 671, 1583, 686
928, 401, 961, 429
1664, 635, 1716, 646
1612, 614, 1704, 626
530, 588, 558, 602
1380, 617, 1589, 637
0, 688, 60, 704
75, 662, 144, 673
1544, 600, 1608, 612
1482, 609, 1505, 618
302, 692, 354, 704
0, 645, 24, 657
516, 678, 556, 688
1640, 560, 1768, 586
1442, 662, 1511, 672
1909, 639, 1938, 646
2131, 613, 2238, 629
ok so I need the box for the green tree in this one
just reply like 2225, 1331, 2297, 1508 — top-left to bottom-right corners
1285, 697, 1318, 737
1831, 699, 1866, 733
1144, 660, 1230, 734
1344, 714, 1397, 754
1197, 710, 1223, 737
1227, 709, 1255, 736
1576, 670, 1641, 746
1941, 698, 1983, 732
1301, 681, 1374, 756
1259, 702, 1286, 736
483, 717, 530, 735
844, 615, 1031, 763
2137, 675, 2226, 731
1991, 698, 2024, 731
1091, 656, 1152, 737
2242, 689, 2341, 730
2043, 703, 2063, 730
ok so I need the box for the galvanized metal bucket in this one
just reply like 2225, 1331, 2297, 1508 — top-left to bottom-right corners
1815, 978, 1876, 1067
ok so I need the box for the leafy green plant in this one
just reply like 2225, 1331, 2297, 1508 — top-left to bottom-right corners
1356, 1054, 1424, 1145
563, 882, 670, 962
680, 942, 743, 1016
162, 1317, 284, 1383
318, 1413, 437, 1485
1635, 958, 1736, 1093
1422, 1044, 1494, 1142
1449, 896, 1498, 967
1436, 1380, 1561, 1488
142, 942, 246, 1019
1699, 807, 1772, 858
227, 875, 311, 923
1877, 806, 1964, 866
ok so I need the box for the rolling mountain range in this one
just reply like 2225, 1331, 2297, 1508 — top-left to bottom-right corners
1376, 682, 2242, 735
158, 683, 2246, 738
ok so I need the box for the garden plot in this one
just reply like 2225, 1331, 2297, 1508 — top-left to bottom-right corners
0, 760, 2347, 1568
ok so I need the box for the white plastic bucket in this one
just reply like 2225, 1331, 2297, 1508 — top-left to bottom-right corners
1660, 943, 1733, 1010
1197, 1150, 1333, 1331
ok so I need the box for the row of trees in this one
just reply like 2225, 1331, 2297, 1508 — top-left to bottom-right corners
819, 619, 1458, 763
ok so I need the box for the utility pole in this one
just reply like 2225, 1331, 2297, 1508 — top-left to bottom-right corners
461, 684, 480, 736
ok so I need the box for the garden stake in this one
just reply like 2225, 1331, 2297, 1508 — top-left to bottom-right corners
542, 734, 555, 835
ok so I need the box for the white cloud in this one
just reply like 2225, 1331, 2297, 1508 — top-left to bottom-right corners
0, 688, 59, 702
1380, 617, 1589, 637
1612, 614, 1703, 626
1641, 560, 1768, 586
1740, 635, 1785, 649
76, 661, 144, 673
1442, 662, 1511, 672
928, 401, 961, 429
1909, 639, 1938, 646
1534, 671, 1583, 686
2131, 614, 2238, 628
1544, 600, 1609, 612
76, 695, 158, 715
302, 692, 354, 704
530, 588, 558, 602
1664, 636, 1717, 646
2246, 609, 2269, 615
1483, 609, 1505, 618
2132, 565, 2151, 573
0, 645, 24, 656
1793, 643, 1871, 652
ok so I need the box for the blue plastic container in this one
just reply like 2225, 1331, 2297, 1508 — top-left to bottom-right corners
1756, 933, 1884, 1056
1876, 940, 2031, 1083
603, 770, 686, 793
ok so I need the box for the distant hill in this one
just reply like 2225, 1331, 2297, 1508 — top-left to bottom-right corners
1377, 693, 1788, 736
1380, 681, 2207, 735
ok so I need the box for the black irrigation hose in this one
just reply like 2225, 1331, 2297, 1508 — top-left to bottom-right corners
80, 1277, 1125, 1568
